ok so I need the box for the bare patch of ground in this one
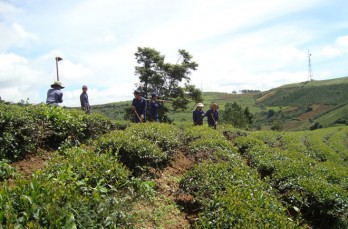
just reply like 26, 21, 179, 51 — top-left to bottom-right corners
298, 104, 332, 121
256, 91, 275, 103
11, 153, 49, 178
151, 150, 196, 228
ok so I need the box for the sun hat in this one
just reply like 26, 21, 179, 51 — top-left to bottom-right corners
51, 81, 64, 89
196, 102, 204, 107
211, 103, 219, 109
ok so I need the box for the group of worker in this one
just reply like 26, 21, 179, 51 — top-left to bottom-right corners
132, 90, 219, 127
46, 81, 219, 127
192, 102, 219, 128
46, 81, 90, 113
131, 90, 160, 123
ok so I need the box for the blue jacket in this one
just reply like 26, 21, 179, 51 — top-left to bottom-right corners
206, 109, 218, 127
193, 109, 205, 125
46, 88, 63, 106
132, 97, 147, 122
150, 100, 160, 121
80, 92, 90, 109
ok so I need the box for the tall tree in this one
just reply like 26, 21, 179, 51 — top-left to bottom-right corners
134, 47, 164, 98
134, 47, 202, 111
221, 102, 253, 129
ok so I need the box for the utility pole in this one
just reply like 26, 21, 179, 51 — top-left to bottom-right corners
55, 57, 63, 81
308, 50, 312, 81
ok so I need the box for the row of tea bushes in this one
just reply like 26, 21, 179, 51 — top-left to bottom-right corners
234, 127, 348, 228
94, 123, 183, 174
0, 103, 128, 162
178, 126, 301, 228
0, 147, 155, 228
1, 122, 184, 228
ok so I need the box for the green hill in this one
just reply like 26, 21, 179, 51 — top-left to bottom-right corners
256, 77, 348, 106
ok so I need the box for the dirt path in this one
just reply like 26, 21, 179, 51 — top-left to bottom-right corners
152, 150, 196, 228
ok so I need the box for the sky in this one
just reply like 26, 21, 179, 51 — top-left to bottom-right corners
1, 0, 348, 107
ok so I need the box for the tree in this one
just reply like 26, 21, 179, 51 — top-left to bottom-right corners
221, 102, 253, 128
134, 47, 202, 112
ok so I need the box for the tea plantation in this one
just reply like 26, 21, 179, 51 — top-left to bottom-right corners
1, 102, 347, 228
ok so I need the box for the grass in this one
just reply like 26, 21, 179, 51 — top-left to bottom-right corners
314, 104, 348, 126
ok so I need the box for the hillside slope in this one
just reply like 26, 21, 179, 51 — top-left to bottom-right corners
254, 76, 348, 130
256, 77, 348, 106
89, 76, 348, 130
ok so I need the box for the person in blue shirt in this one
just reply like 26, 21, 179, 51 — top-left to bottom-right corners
193, 102, 205, 125
150, 93, 161, 122
46, 81, 64, 106
131, 90, 147, 123
80, 85, 90, 114
206, 103, 219, 128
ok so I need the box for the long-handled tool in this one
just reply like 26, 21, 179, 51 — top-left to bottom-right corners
145, 99, 172, 103
194, 114, 205, 125
134, 109, 143, 123
210, 113, 217, 129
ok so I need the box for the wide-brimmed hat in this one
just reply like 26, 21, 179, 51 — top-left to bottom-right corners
196, 102, 204, 107
211, 103, 219, 109
51, 81, 64, 89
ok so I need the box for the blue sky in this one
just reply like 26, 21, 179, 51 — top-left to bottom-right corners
1, 0, 348, 106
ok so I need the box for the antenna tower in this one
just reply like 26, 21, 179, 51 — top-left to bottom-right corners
308, 49, 312, 81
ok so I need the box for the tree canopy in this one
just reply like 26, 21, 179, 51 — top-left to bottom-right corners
134, 47, 202, 111
221, 102, 253, 128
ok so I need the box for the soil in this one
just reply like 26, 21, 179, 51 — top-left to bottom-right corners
297, 104, 331, 121
151, 150, 197, 228
11, 153, 50, 178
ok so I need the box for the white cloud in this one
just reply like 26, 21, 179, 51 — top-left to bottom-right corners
321, 35, 348, 57
1, 0, 347, 106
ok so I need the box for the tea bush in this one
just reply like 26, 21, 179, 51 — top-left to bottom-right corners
183, 125, 226, 144
0, 147, 153, 228
0, 103, 121, 162
179, 150, 301, 228
95, 130, 168, 172
233, 128, 348, 228
126, 123, 182, 153
183, 125, 236, 154
0, 159, 19, 181
0, 104, 37, 160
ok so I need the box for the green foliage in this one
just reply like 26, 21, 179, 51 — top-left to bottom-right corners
0, 147, 149, 228
126, 123, 182, 153
221, 102, 253, 128
0, 159, 19, 181
234, 127, 348, 228
95, 130, 168, 172
179, 151, 300, 228
1, 100, 347, 228
258, 82, 348, 107
134, 47, 201, 112
0, 103, 120, 162
0, 104, 37, 160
